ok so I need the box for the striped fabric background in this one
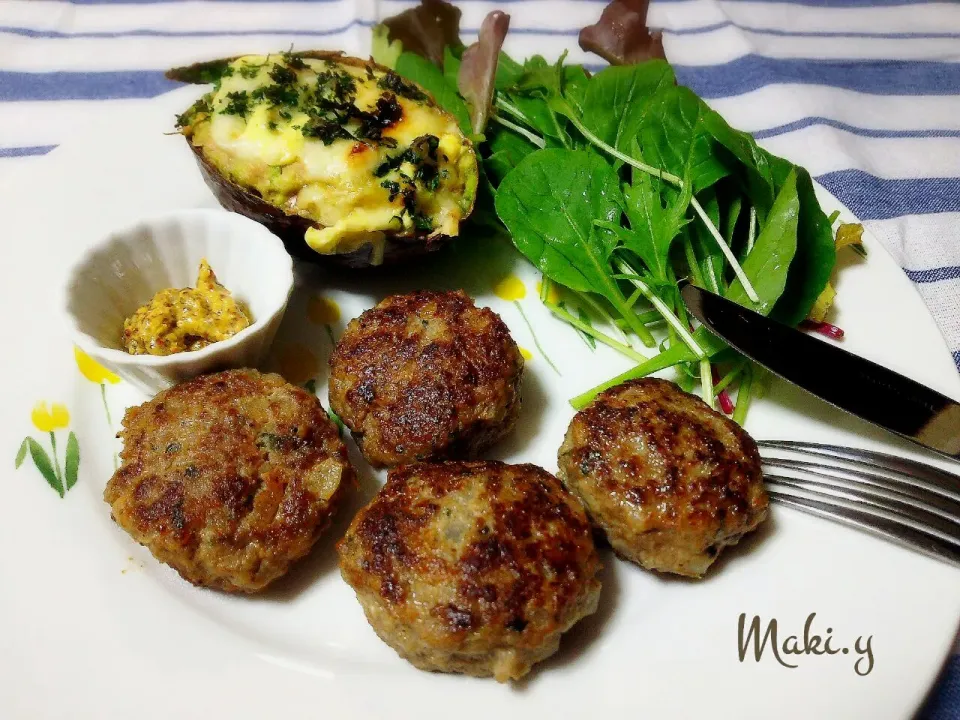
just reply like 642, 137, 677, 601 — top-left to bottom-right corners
1, 0, 959, 715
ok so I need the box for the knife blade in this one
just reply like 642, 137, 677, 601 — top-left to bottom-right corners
679, 279, 960, 459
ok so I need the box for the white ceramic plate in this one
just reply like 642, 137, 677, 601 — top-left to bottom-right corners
2, 86, 960, 720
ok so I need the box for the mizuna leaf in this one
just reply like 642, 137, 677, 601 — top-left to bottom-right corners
26, 437, 62, 498
769, 162, 836, 325
65, 432, 80, 492
579, 0, 666, 66
621, 165, 690, 280
726, 168, 800, 315
458, 11, 510, 135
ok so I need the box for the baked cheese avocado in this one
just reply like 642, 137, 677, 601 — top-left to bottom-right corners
169, 52, 478, 267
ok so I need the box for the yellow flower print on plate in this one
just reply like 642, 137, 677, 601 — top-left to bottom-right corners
494, 275, 527, 302
18, 401, 79, 499
308, 296, 341, 325
31, 401, 70, 433
278, 342, 319, 385
74, 346, 119, 385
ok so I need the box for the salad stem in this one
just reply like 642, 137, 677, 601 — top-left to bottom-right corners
705, 258, 721, 294
495, 96, 532, 125
514, 301, 561, 375
563, 111, 683, 185
700, 358, 715, 408
615, 260, 705, 358
747, 206, 757, 254
616, 299, 657, 348
713, 364, 743, 394
732, 364, 754, 425
690, 196, 760, 303
614, 311, 663, 330
545, 302, 648, 362
576, 290, 632, 345
563, 105, 759, 302
491, 114, 546, 148
569, 345, 688, 409
682, 236, 707, 288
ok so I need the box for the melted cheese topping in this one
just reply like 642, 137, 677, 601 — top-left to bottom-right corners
182, 54, 477, 260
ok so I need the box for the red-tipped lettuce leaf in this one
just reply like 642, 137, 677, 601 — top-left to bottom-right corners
457, 11, 510, 135
381, 0, 464, 69
579, 0, 666, 66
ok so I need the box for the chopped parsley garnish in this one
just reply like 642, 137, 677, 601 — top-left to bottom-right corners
302, 118, 355, 145
252, 82, 300, 108
282, 51, 308, 71
269, 63, 297, 86
374, 134, 440, 181
355, 94, 403, 143
175, 98, 211, 128
315, 70, 357, 105
377, 69, 427, 102
376, 135, 441, 234
381, 179, 401, 202
221, 90, 251, 117
237, 63, 262, 79
412, 212, 434, 232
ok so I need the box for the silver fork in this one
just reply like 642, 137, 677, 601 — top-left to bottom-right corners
758, 440, 960, 567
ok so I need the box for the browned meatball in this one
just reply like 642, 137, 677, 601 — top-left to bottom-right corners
328, 290, 523, 468
558, 378, 767, 578
337, 461, 602, 682
104, 369, 354, 593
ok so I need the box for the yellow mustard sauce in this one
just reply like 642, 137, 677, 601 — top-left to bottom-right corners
121, 259, 251, 356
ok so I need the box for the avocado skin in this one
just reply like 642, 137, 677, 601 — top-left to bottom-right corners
190, 143, 455, 268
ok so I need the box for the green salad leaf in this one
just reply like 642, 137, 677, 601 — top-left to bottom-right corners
396, 52, 471, 132
495, 149, 622, 297
378, 1, 841, 422
581, 61, 675, 153
637, 85, 730, 194
726, 168, 799, 314
621, 165, 690, 280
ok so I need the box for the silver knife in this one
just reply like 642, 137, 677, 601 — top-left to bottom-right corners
679, 279, 960, 459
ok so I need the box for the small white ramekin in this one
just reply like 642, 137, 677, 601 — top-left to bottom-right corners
64, 209, 294, 396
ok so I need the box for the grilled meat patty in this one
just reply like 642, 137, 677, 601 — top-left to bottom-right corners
328, 290, 523, 467
558, 378, 768, 578
337, 460, 602, 682
104, 369, 354, 592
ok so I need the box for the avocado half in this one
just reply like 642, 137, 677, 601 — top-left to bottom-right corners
168, 52, 478, 268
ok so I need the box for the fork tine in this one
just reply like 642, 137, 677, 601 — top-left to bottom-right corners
766, 475, 960, 547
767, 490, 960, 568
758, 440, 960, 497
762, 458, 960, 524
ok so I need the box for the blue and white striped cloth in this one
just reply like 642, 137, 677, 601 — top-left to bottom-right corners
1, 0, 959, 714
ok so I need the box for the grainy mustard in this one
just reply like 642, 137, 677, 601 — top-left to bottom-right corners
121, 259, 251, 356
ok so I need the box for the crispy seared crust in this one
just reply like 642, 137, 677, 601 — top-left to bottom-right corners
104, 369, 355, 592
328, 290, 523, 467
172, 52, 477, 268
337, 461, 602, 682
558, 378, 768, 578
